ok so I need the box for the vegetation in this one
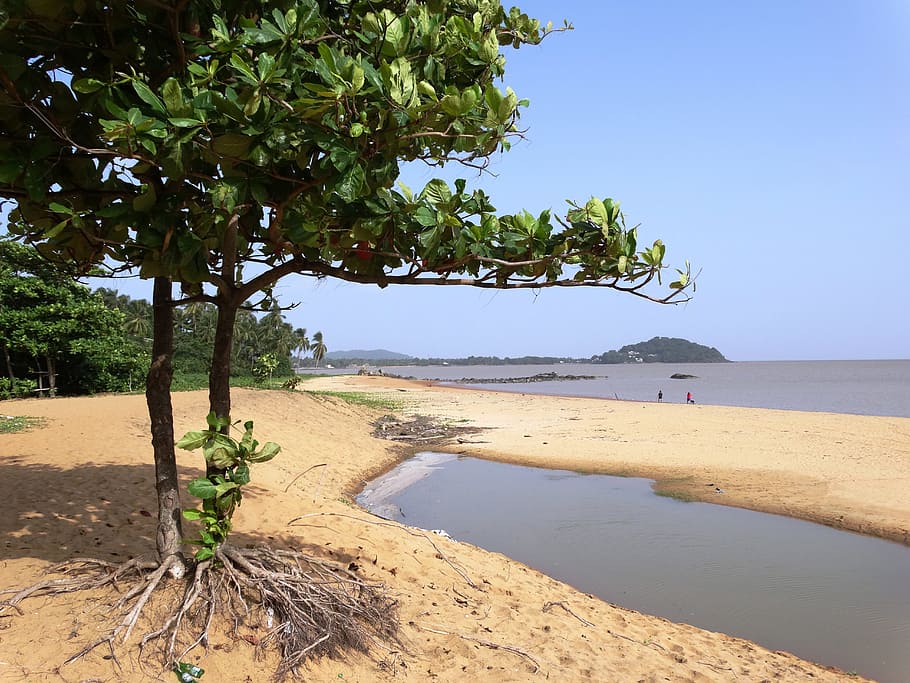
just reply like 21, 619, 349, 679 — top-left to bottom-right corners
0, 241, 147, 396
178, 412, 280, 561
97, 289, 323, 379
0, 414, 44, 434
306, 389, 409, 411
1, 0, 693, 676
592, 337, 727, 364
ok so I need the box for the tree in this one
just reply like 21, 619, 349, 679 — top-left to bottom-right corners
311, 330, 328, 367
0, 0, 693, 671
0, 240, 147, 395
292, 327, 311, 369
122, 297, 153, 343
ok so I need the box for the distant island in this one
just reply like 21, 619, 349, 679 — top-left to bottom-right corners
319, 337, 727, 368
320, 351, 575, 367
592, 337, 728, 364
324, 349, 412, 361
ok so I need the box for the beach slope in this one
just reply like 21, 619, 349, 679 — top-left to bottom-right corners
3, 377, 900, 681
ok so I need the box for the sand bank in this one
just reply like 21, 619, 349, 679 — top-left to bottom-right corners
3, 375, 903, 681
316, 374, 910, 546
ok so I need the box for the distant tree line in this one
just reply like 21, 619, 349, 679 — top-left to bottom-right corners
96, 289, 326, 377
326, 341, 727, 368
1, 241, 325, 399
325, 354, 579, 368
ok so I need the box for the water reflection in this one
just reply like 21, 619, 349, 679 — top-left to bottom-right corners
358, 453, 910, 683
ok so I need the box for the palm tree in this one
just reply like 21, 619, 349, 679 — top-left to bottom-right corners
257, 303, 296, 360
310, 331, 327, 368
292, 327, 309, 369
123, 298, 152, 341
232, 310, 259, 372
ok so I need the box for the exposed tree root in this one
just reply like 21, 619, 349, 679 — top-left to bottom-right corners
0, 545, 400, 680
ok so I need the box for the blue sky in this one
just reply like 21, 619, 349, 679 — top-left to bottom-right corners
72, 2, 910, 359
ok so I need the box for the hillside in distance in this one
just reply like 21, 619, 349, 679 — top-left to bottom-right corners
324, 349, 413, 361
592, 337, 728, 364
322, 339, 727, 366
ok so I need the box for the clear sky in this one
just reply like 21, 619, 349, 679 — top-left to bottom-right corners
54, 2, 910, 360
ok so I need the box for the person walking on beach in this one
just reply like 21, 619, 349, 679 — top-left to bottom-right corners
657, 389, 663, 402
686, 391, 694, 404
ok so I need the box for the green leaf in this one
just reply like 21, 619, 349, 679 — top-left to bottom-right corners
248, 441, 280, 463
212, 133, 252, 159
214, 480, 239, 496
229, 53, 260, 85
397, 180, 414, 202
336, 164, 365, 201
583, 197, 609, 228
414, 206, 437, 227
133, 185, 157, 212
205, 411, 230, 430
439, 93, 462, 117
132, 80, 166, 115
168, 117, 203, 128
209, 447, 238, 469
161, 78, 188, 116
72, 78, 106, 94
349, 65, 365, 93
386, 57, 416, 106
177, 430, 210, 451
188, 477, 218, 500
417, 80, 437, 101
195, 547, 215, 561
182, 508, 203, 520
233, 463, 251, 486
243, 91, 262, 116
421, 179, 452, 205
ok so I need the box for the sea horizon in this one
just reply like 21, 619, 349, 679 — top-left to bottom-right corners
357, 359, 910, 419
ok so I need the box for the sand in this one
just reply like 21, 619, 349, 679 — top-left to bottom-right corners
2, 374, 907, 682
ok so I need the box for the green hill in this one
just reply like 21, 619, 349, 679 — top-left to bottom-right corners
324, 349, 413, 361
592, 337, 728, 364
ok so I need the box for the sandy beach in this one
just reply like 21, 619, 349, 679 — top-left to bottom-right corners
3, 374, 908, 681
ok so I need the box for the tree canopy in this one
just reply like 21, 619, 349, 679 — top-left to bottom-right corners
0, 2, 695, 669
1, 0, 690, 303
0, 241, 146, 396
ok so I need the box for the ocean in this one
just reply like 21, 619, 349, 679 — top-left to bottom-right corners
374, 359, 910, 418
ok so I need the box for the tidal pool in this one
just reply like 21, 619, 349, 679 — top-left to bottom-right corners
358, 452, 910, 683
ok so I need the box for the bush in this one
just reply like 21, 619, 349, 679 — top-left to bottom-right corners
0, 377, 38, 400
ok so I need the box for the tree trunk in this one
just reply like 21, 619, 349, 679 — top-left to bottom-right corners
206, 298, 237, 481
2, 344, 14, 383
208, 299, 236, 424
46, 355, 56, 397
146, 277, 185, 576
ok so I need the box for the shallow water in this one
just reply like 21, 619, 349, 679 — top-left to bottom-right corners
358, 453, 910, 682
379, 360, 910, 418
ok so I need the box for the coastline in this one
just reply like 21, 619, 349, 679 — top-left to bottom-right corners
324, 374, 910, 546
2, 378, 901, 681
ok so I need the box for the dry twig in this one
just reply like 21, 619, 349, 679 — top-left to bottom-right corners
542, 600, 595, 627
413, 623, 540, 673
